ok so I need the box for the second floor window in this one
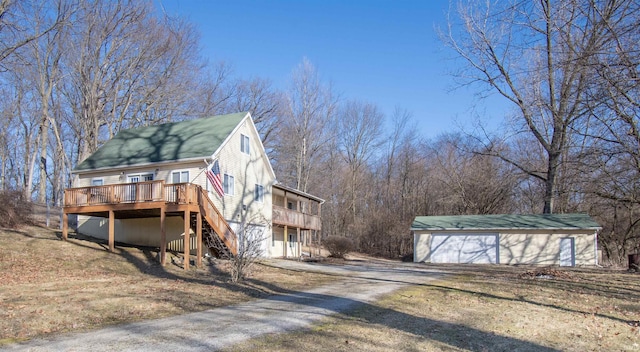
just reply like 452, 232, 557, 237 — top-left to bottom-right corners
240, 134, 250, 155
223, 174, 234, 195
255, 184, 264, 202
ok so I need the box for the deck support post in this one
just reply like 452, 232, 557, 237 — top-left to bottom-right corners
283, 225, 288, 258
62, 212, 68, 241
296, 227, 301, 258
160, 206, 166, 265
184, 210, 190, 270
196, 211, 202, 268
108, 210, 115, 252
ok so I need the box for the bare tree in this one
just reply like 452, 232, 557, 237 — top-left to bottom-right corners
226, 77, 284, 148
426, 134, 518, 215
0, 0, 66, 70
444, 0, 627, 213
208, 215, 270, 283
337, 100, 384, 242
60, 0, 209, 164
273, 58, 338, 192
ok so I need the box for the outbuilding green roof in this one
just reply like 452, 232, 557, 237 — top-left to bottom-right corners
411, 214, 601, 231
74, 112, 248, 172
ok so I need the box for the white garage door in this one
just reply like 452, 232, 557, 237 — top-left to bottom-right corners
430, 233, 498, 264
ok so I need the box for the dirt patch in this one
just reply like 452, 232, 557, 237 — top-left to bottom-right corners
517, 267, 574, 280
0, 226, 334, 343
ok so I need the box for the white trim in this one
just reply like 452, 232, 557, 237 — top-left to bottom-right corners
72, 157, 211, 175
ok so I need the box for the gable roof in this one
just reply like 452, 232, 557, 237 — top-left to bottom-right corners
74, 112, 249, 172
411, 213, 601, 231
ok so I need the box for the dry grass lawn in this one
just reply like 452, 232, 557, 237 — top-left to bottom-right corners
0, 226, 334, 345
227, 265, 640, 351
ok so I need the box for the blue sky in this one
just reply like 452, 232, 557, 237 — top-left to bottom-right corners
157, 0, 510, 138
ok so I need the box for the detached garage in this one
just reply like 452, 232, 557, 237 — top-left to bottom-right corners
412, 214, 601, 266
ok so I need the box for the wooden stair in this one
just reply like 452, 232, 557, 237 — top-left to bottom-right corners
194, 186, 238, 256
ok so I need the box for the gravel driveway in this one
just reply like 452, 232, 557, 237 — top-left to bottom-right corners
2, 260, 443, 352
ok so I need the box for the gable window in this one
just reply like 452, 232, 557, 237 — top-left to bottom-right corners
91, 178, 104, 186
240, 134, 250, 155
223, 174, 234, 195
254, 184, 264, 203
172, 171, 189, 183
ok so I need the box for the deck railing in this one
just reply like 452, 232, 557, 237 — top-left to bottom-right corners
196, 186, 238, 254
272, 205, 322, 230
64, 181, 198, 206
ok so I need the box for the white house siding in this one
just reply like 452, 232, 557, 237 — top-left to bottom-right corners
498, 230, 596, 266
75, 161, 205, 188
269, 226, 300, 258
414, 232, 431, 263
76, 216, 187, 247
270, 227, 285, 257
414, 230, 597, 266
211, 118, 274, 244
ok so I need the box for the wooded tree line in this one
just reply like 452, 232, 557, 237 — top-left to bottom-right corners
1, 0, 638, 265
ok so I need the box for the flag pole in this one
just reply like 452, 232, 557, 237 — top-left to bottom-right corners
190, 158, 212, 183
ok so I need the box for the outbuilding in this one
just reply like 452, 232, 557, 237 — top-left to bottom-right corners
411, 213, 601, 266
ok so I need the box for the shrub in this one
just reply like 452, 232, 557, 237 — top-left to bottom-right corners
0, 190, 33, 228
323, 235, 354, 259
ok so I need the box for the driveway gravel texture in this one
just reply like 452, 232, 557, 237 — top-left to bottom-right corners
1, 259, 443, 352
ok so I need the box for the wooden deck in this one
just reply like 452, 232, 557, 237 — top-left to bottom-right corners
63, 181, 237, 269
272, 206, 322, 230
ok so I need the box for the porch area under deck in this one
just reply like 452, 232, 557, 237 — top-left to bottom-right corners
63, 181, 237, 270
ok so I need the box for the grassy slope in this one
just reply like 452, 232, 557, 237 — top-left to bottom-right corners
227, 266, 640, 351
0, 226, 332, 344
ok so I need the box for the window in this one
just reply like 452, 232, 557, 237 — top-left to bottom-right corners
254, 184, 264, 202
172, 171, 189, 183
223, 174, 234, 195
91, 178, 104, 186
128, 173, 153, 183
240, 134, 250, 155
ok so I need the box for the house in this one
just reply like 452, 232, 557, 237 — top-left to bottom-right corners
63, 112, 323, 269
411, 214, 601, 266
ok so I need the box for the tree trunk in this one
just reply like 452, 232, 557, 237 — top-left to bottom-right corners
543, 151, 561, 214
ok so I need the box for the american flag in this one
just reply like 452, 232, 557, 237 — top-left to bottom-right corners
206, 160, 224, 198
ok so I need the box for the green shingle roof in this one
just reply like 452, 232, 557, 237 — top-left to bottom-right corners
75, 112, 248, 172
411, 214, 601, 231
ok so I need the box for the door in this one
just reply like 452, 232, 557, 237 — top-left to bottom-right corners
559, 237, 575, 267
430, 233, 498, 264
126, 174, 153, 201
126, 176, 140, 201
